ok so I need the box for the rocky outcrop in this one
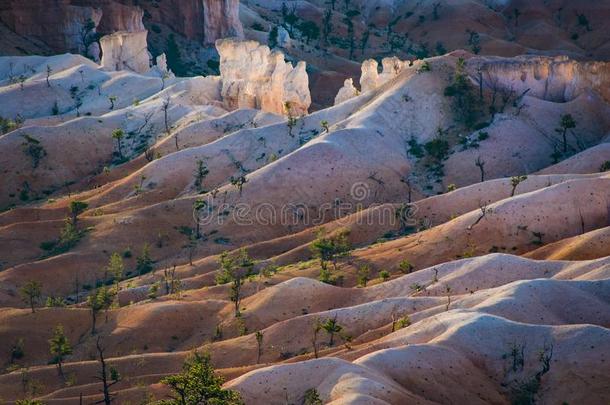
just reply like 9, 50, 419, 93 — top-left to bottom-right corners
276, 26, 292, 48
337, 56, 408, 104
0, 0, 102, 55
100, 30, 150, 74
93, 0, 145, 34
334, 78, 359, 105
203, 0, 243, 44
473, 55, 610, 104
120, 0, 243, 45
154, 53, 174, 78
0, 0, 147, 55
216, 39, 311, 115
360, 57, 408, 93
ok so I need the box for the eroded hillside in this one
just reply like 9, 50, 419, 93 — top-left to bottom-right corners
0, 21, 609, 405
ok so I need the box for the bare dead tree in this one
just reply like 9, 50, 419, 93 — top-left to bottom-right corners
94, 337, 120, 405
400, 174, 413, 203
144, 147, 155, 162
163, 265, 180, 295
444, 285, 452, 311
499, 86, 516, 113
162, 95, 172, 136
312, 319, 322, 358
475, 156, 486, 182
468, 201, 490, 230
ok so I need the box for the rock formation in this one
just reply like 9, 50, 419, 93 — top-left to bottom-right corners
92, 0, 145, 34
100, 30, 150, 74
0, 0, 148, 53
276, 26, 292, 48
334, 78, 359, 105
359, 57, 408, 93
154, 53, 174, 78
203, 0, 243, 44
474, 55, 610, 104
216, 39, 311, 115
0, 0, 102, 55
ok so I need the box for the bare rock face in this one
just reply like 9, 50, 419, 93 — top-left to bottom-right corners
0, 0, 102, 55
360, 57, 408, 93
334, 78, 359, 105
132, 0, 243, 45
216, 39, 311, 115
474, 55, 610, 104
141, 0, 204, 41
203, 0, 243, 44
100, 30, 150, 74
0, 0, 147, 55
94, 0, 146, 34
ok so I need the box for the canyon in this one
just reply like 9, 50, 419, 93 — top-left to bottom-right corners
0, 1, 609, 404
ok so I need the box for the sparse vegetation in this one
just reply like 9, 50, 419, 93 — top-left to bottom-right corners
285, 101, 298, 137
321, 316, 344, 347
106, 253, 124, 293
310, 229, 351, 284
357, 265, 370, 287
40, 217, 88, 257
21, 134, 47, 169
555, 114, 576, 153
87, 287, 114, 335
417, 61, 432, 73
399, 259, 414, 274
194, 160, 210, 193
111, 129, 125, 160
230, 175, 247, 195
392, 314, 411, 331
45, 65, 52, 87
475, 156, 486, 182
444, 57, 480, 128
255, 331, 264, 364
156, 351, 242, 404
20, 281, 42, 313
216, 249, 255, 317
1, 114, 23, 134
320, 120, 329, 133
49, 324, 72, 378
108, 96, 117, 110
136, 243, 154, 275
68, 200, 88, 227
510, 175, 527, 196
95, 337, 121, 405
303, 388, 323, 405
193, 199, 207, 239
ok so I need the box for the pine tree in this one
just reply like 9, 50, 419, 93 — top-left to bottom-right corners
158, 352, 242, 404
49, 324, 72, 378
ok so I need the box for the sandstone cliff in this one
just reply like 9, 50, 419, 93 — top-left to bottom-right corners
0, 0, 244, 55
203, 0, 243, 44
0, 0, 102, 55
473, 55, 610, 104
217, 39, 310, 115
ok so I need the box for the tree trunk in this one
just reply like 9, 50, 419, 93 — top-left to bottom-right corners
91, 312, 97, 335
